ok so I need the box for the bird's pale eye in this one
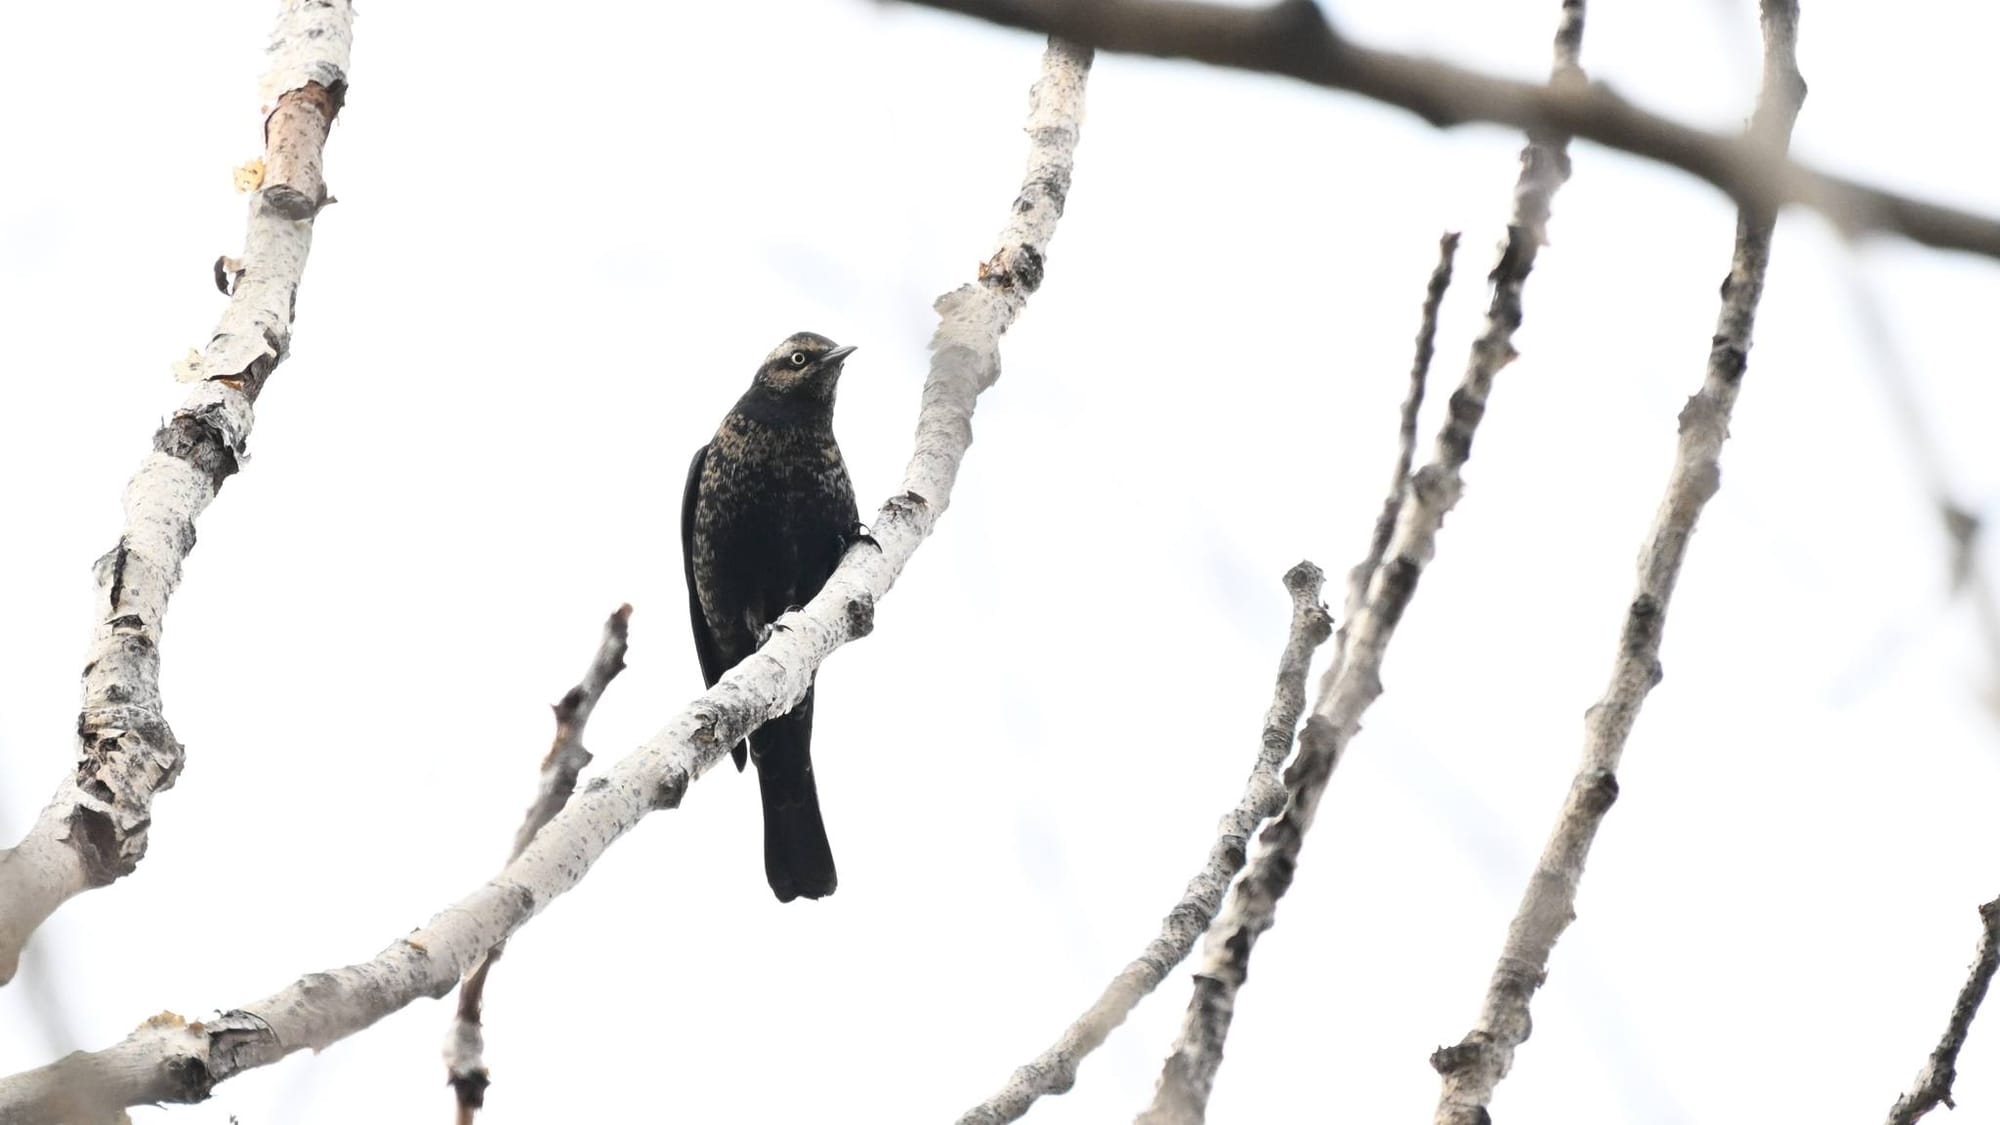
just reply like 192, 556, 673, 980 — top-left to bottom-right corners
790, 352, 808, 367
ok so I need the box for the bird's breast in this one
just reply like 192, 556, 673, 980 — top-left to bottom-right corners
700, 415, 855, 533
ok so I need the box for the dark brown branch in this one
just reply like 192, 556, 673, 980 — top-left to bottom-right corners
894, 0, 2000, 263
445, 605, 633, 1123
1886, 897, 2000, 1125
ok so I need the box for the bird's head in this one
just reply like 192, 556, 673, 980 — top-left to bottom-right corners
752, 332, 857, 402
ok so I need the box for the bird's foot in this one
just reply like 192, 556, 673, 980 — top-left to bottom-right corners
840, 522, 880, 554
756, 606, 807, 649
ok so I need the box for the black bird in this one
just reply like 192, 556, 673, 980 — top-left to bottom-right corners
683, 332, 860, 902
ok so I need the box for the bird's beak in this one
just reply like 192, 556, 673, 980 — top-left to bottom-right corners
821, 344, 857, 364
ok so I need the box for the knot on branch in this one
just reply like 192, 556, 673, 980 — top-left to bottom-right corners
1579, 767, 1620, 815
1428, 1034, 1493, 1077
450, 1067, 493, 1109
652, 764, 692, 811
154, 409, 247, 492
844, 592, 876, 640
1442, 384, 1495, 467
261, 182, 332, 222
161, 1051, 218, 1104
979, 243, 1046, 293
1707, 334, 1749, 384
1372, 556, 1422, 630
888, 490, 930, 521
1011, 174, 1071, 218
1620, 593, 1664, 663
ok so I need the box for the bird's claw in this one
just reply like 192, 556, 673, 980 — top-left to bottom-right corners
756, 606, 808, 649
840, 522, 880, 554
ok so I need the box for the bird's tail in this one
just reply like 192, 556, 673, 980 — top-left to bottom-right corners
752, 696, 837, 902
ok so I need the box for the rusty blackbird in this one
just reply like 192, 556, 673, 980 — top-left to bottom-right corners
682, 332, 860, 901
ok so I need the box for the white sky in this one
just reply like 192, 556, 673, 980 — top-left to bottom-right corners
5, 2, 2000, 1122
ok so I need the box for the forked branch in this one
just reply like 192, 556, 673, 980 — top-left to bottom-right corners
445, 605, 633, 1124
0, 38, 1093, 1125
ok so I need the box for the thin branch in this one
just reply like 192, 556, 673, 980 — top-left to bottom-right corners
444, 605, 633, 1124
1429, 5, 1805, 1122
957, 564, 1333, 1125
1344, 231, 1462, 674
0, 0, 352, 988
1133, 5, 1586, 1117
1133, 230, 1461, 1125
895, 0, 2000, 264
0, 38, 1093, 1125
1886, 896, 2000, 1125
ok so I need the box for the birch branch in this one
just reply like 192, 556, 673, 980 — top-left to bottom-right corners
957, 563, 1332, 1125
892, 0, 2000, 263
1134, 229, 1460, 1125
1131, 7, 1586, 1119
1429, 5, 1804, 1122
0, 0, 352, 988
0, 39, 1092, 1125
444, 605, 632, 1124
1884, 896, 2000, 1125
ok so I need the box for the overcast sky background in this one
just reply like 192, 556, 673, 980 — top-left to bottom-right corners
5, 2, 2000, 1122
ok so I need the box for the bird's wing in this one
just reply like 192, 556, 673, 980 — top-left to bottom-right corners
682, 443, 726, 690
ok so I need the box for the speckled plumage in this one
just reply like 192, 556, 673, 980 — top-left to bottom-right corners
683, 332, 859, 902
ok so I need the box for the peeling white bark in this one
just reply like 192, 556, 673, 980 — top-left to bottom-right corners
959, 564, 1332, 1125
1429, 6, 1803, 1123
0, 38, 1092, 1124
0, 0, 352, 988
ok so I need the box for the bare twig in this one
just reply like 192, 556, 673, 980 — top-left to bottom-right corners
444, 605, 633, 1124
1133, 230, 1462, 1125
1132, 7, 1585, 1119
958, 564, 1332, 1125
1886, 897, 2000, 1125
1429, 5, 1805, 1122
0, 39, 1092, 1125
892, 0, 2000, 263
0, 0, 352, 988
1344, 231, 1462, 671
